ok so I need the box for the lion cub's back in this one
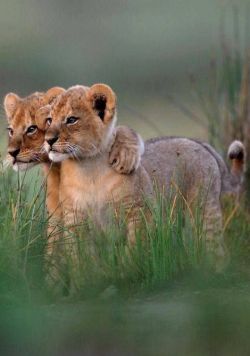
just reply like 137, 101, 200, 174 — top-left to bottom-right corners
142, 137, 222, 195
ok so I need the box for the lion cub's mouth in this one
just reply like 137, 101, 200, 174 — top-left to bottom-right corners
48, 150, 70, 163
45, 142, 71, 163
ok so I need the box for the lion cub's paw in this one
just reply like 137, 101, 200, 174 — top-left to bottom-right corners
109, 126, 144, 174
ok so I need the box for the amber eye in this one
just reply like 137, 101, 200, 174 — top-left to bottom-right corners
66, 116, 78, 125
26, 125, 38, 136
7, 127, 13, 137
46, 118, 52, 126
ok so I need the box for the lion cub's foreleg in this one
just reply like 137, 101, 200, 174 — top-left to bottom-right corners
43, 163, 65, 287
109, 126, 144, 174
43, 163, 62, 255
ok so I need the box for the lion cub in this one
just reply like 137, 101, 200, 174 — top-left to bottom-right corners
43, 84, 151, 243
44, 83, 245, 269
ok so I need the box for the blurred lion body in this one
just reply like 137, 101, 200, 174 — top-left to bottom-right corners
142, 137, 244, 255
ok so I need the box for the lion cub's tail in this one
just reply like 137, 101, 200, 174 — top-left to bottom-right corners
228, 140, 245, 179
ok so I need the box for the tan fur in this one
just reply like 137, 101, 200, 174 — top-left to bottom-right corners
45, 84, 245, 271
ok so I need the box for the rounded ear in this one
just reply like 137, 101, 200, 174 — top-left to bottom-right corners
4, 93, 20, 119
35, 105, 51, 130
86, 84, 116, 122
45, 86, 65, 104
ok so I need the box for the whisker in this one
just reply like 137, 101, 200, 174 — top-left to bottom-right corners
67, 144, 81, 161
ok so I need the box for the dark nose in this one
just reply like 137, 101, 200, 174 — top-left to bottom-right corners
8, 148, 20, 158
47, 136, 58, 147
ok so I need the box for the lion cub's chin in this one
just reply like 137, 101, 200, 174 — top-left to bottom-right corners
48, 151, 70, 163
13, 162, 37, 172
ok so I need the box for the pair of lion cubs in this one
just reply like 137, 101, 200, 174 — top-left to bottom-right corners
4, 83, 245, 271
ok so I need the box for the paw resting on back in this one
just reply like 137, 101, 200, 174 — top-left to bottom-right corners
109, 125, 145, 174
109, 144, 141, 174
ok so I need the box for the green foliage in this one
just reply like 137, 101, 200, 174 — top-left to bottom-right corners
1, 165, 249, 305
190, 7, 249, 152
188, 6, 250, 208
0, 166, 210, 303
0, 166, 47, 304
0, 167, 250, 355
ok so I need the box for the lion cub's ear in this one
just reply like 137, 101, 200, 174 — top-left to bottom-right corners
45, 87, 65, 104
36, 105, 51, 130
87, 84, 116, 123
4, 93, 20, 119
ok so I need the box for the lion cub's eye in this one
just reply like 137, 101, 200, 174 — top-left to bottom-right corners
7, 127, 13, 137
26, 125, 38, 136
66, 116, 78, 125
46, 118, 52, 126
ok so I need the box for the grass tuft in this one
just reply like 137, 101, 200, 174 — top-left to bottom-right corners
1, 166, 249, 305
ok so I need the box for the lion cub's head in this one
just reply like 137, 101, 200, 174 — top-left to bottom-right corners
44, 84, 117, 162
3, 87, 65, 171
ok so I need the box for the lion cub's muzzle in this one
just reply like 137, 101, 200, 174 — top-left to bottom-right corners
45, 133, 71, 163
46, 136, 59, 148
45, 128, 60, 152
8, 148, 20, 159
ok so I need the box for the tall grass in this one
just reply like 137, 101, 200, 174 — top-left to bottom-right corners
0, 165, 47, 304
1, 162, 249, 305
189, 7, 249, 149
59, 188, 206, 297
190, 6, 250, 205
0, 164, 213, 302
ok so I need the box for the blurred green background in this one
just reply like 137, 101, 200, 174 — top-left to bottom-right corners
1, 1, 250, 355
0, 0, 249, 141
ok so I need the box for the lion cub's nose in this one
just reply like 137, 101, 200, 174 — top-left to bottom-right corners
8, 148, 20, 158
46, 136, 58, 147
